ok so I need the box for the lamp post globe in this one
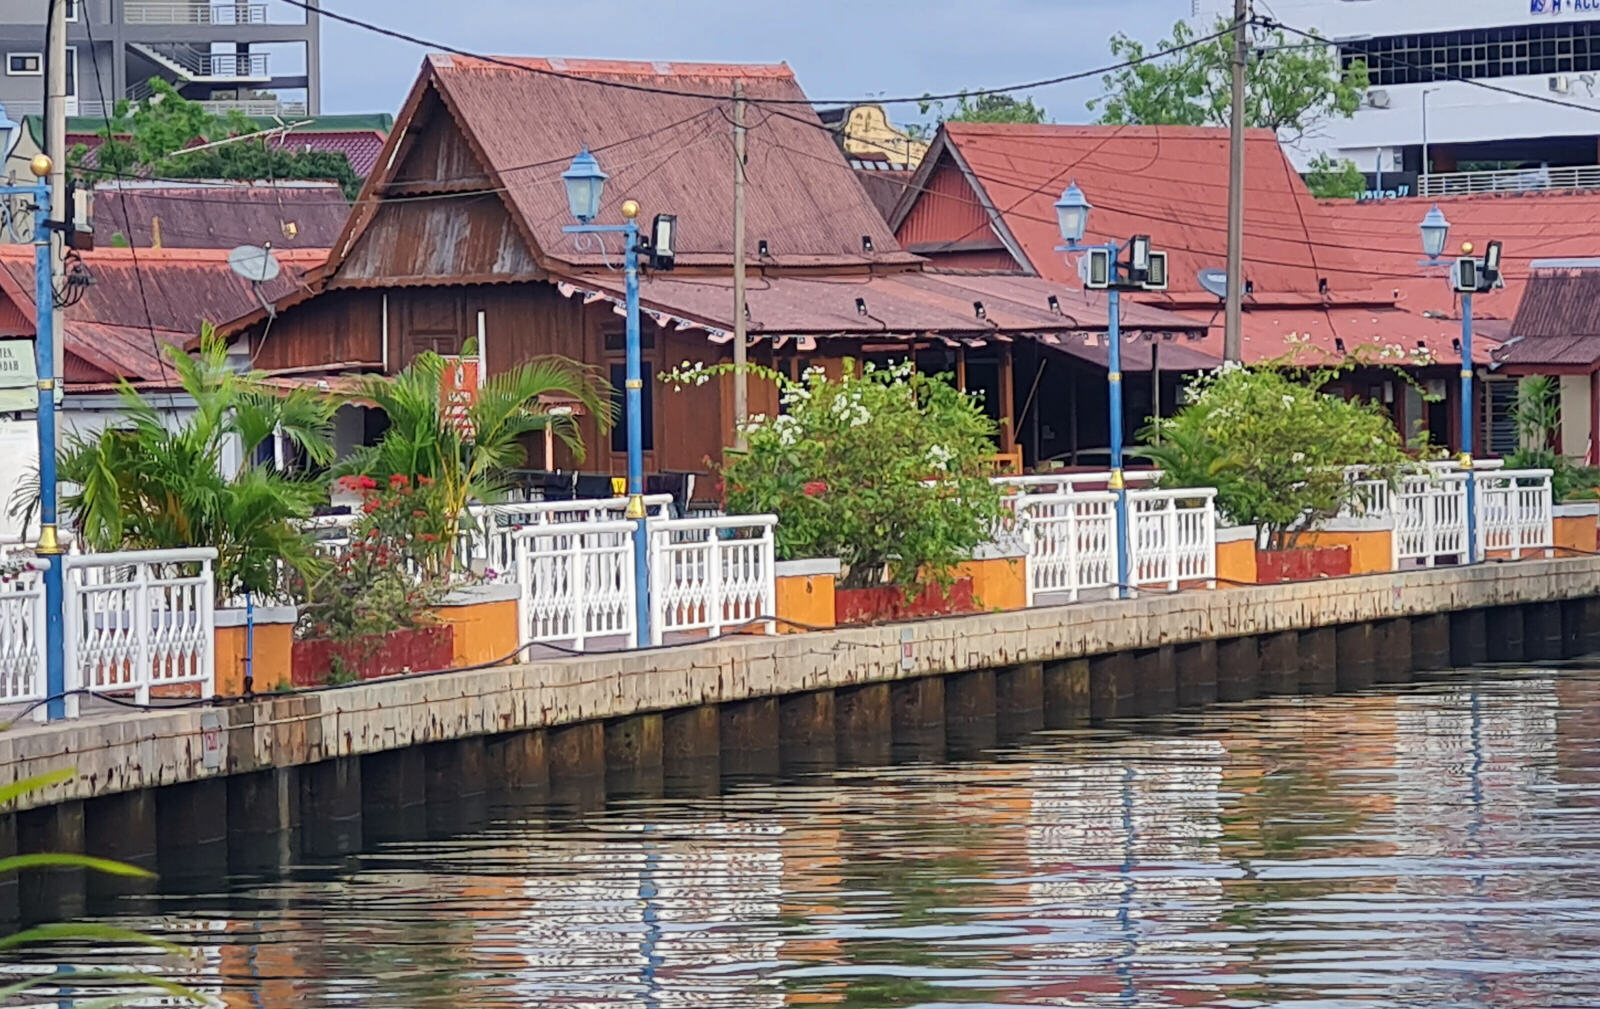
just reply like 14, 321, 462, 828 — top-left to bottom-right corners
1419, 204, 1450, 261
562, 147, 608, 224
1054, 181, 1091, 244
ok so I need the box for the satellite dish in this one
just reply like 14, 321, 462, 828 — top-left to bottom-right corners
228, 244, 281, 283
1197, 267, 1229, 299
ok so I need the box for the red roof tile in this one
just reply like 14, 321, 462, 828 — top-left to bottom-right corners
412, 55, 917, 271
0, 246, 326, 383
267, 130, 389, 177
92, 183, 349, 249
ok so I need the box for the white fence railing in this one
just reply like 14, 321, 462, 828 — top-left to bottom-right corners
996, 470, 1164, 496
1477, 470, 1555, 560
1419, 164, 1600, 197
460, 495, 673, 576
0, 560, 48, 719
62, 549, 216, 714
1392, 471, 1470, 567
650, 515, 777, 645
124, 2, 270, 24
513, 521, 637, 650
1020, 487, 1217, 603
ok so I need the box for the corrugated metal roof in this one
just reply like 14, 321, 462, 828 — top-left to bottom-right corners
0, 246, 326, 383
419, 55, 918, 271
1500, 266, 1600, 367
91, 183, 348, 249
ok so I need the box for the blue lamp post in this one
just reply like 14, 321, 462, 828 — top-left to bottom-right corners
1055, 181, 1131, 598
1419, 205, 1478, 563
563, 148, 651, 646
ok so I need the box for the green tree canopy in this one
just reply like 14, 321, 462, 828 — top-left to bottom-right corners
1088, 18, 1369, 143
1304, 153, 1366, 199
71, 79, 362, 199
911, 91, 1048, 138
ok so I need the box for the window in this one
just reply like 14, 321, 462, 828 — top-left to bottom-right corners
65, 0, 78, 22
1345, 22, 1600, 86
6, 54, 41, 76
609, 363, 654, 453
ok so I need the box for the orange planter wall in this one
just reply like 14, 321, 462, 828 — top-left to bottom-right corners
776, 572, 836, 634
1553, 513, 1598, 556
1216, 534, 1257, 586
431, 586, 521, 667
214, 607, 295, 696
951, 555, 1027, 612
1297, 529, 1393, 574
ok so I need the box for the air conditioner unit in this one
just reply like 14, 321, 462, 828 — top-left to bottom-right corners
1366, 89, 1391, 109
1551, 74, 1571, 94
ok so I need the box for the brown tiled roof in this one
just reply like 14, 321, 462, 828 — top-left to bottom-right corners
0, 246, 326, 384
1500, 266, 1600, 368
92, 183, 349, 250
382, 55, 917, 272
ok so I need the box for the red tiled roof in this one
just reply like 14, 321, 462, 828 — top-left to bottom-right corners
407, 55, 916, 271
0, 246, 326, 383
267, 130, 388, 177
92, 184, 349, 249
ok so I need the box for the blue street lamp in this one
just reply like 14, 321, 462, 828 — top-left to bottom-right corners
562, 148, 651, 646
1419, 205, 1479, 564
1055, 181, 1131, 598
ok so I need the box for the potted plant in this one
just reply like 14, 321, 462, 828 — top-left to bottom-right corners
1140, 362, 1407, 583
668, 360, 1006, 623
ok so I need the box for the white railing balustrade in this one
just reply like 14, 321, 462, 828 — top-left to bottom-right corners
1019, 492, 1117, 604
459, 495, 672, 577
0, 559, 48, 719
996, 470, 1164, 496
513, 521, 636, 650
62, 549, 216, 713
1477, 469, 1554, 560
1128, 488, 1218, 591
649, 516, 777, 645
1393, 471, 1470, 567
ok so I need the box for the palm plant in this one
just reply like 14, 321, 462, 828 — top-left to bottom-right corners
0, 769, 209, 1006
341, 351, 611, 574
58, 324, 335, 601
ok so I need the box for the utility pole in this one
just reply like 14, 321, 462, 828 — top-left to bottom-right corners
1223, 0, 1248, 362
45, 0, 66, 387
731, 80, 749, 449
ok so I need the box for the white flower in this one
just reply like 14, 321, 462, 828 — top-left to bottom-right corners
926, 443, 954, 470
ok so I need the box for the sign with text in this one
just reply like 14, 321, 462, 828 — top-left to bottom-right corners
0, 339, 38, 413
440, 356, 480, 439
1358, 171, 1419, 201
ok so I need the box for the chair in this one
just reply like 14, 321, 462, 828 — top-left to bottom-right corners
575, 474, 614, 500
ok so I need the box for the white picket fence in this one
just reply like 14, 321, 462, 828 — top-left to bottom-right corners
62, 549, 217, 715
1020, 487, 1218, 604
650, 515, 777, 645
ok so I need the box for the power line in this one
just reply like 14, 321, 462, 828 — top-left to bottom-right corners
280, 0, 1235, 107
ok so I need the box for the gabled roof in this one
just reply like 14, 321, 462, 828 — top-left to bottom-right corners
325, 55, 918, 280
1500, 264, 1600, 369
0, 246, 325, 384
91, 181, 349, 249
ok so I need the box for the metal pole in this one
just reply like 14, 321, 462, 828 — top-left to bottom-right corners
1223, 0, 1247, 362
1107, 257, 1130, 598
46, 0, 66, 391
1421, 89, 1432, 182
731, 80, 749, 449
31, 174, 65, 719
1460, 289, 1477, 564
623, 214, 652, 646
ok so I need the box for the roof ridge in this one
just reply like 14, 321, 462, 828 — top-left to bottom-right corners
432, 54, 794, 79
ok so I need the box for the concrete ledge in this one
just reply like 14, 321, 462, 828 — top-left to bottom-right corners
6, 555, 1600, 811
215, 605, 297, 628
971, 540, 1028, 561
1554, 502, 1600, 518
775, 558, 841, 578
1315, 516, 1395, 533
439, 582, 521, 606
1217, 525, 1257, 545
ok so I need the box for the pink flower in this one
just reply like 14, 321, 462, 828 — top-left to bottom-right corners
803, 480, 828, 498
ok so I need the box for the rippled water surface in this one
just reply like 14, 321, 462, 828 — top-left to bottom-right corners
31, 666, 1600, 1007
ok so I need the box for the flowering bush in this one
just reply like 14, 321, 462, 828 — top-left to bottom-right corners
666, 359, 1005, 591
296, 474, 453, 641
1139, 362, 1408, 549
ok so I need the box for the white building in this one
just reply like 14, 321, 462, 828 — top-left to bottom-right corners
1193, 0, 1600, 193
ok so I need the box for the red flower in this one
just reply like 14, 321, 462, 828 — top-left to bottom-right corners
803, 480, 828, 498
357, 475, 378, 491
389, 473, 410, 489
420, 533, 438, 543
412, 509, 428, 518
417, 475, 434, 487
335, 475, 361, 492
362, 499, 380, 514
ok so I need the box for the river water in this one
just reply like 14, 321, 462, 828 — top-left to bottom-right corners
26, 665, 1600, 1008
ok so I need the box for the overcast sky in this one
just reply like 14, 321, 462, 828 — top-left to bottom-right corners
320, 0, 1193, 124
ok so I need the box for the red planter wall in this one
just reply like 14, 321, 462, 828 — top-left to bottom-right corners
836, 577, 977, 625
1256, 545, 1352, 584
292, 624, 456, 686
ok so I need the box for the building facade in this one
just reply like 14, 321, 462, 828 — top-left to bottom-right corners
1193, 0, 1600, 193
0, 0, 319, 120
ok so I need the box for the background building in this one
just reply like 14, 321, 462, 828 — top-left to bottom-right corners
0, 0, 319, 120
1193, 0, 1600, 194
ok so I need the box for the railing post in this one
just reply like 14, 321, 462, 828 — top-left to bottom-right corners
761, 523, 776, 635
200, 557, 215, 698
1065, 498, 1080, 603
1204, 494, 1218, 588
1423, 481, 1437, 568
646, 525, 663, 646
570, 531, 587, 651
514, 533, 530, 648
134, 562, 151, 706
707, 528, 724, 639
61, 560, 78, 719
1164, 496, 1178, 593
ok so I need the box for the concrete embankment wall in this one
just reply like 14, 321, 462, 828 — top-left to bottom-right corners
2, 557, 1600, 920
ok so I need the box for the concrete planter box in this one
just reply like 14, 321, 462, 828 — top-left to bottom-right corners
429, 582, 520, 668
775, 558, 840, 633
836, 577, 977, 625
1554, 501, 1599, 555
1216, 525, 1258, 585
215, 604, 296, 696
1296, 516, 1395, 574
292, 624, 455, 686
1256, 545, 1351, 584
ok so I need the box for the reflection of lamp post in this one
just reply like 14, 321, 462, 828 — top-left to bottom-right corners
562, 148, 650, 645
1055, 183, 1168, 598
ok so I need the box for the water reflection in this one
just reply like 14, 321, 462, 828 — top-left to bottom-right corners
18, 667, 1600, 1007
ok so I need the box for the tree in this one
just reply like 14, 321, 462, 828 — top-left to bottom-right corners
341, 350, 612, 575
57, 324, 336, 601
1304, 153, 1366, 199
1089, 18, 1369, 143
910, 91, 1048, 138
71, 78, 363, 199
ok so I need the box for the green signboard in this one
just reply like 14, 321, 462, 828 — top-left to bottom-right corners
0, 340, 37, 413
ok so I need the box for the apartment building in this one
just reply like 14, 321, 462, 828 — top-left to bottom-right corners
0, 0, 318, 120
